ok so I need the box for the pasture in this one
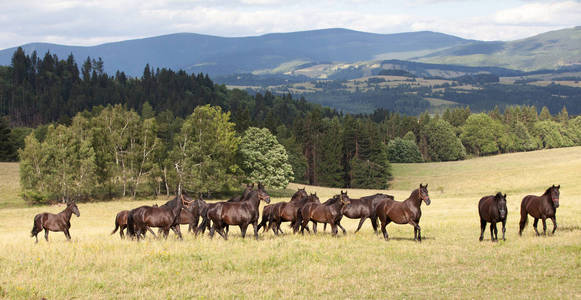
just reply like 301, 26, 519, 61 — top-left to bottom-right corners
0, 147, 580, 298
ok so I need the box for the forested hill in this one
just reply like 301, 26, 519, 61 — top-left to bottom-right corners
0, 47, 335, 127
0, 29, 469, 77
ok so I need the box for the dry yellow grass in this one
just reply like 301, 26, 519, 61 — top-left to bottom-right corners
1, 148, 580, 298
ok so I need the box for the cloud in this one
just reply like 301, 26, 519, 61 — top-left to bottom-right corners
0, 0, 580, 49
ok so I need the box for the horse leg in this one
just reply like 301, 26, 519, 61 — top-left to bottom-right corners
209, 224, 215, 239
355, 217, 366, 233
493, 222, 499, 241
44, 229, 49, 242
240, 224, 247, 239
323, 223, 327, 232
533, 218, 540, 236
331, 222, 338, 237
120, 225, 126, 239
64, 229, 71, 241
502, 220, 506, 241
312, 222, 317, 234
541, 217, 547, 236
172, 225, 183, 240
371, 217, 379, 234
300, 219, 309, 235
551, 217, 557, 234
337, 221, 347, 235
381, 219, 390, 241
479, 219, 486, 241
409, 220, 421, 242
253, 221, 259, 240
147, 227, 157, 238
489, 223, 495, 241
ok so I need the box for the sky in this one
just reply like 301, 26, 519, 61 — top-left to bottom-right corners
0, 0, 580, 50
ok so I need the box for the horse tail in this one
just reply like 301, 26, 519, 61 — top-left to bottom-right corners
258, 212, 268, 232
519, 197, 529, 235
197, 207, 209, 233
31, 214, 42, 237
127, 210, 136, 237
111, 217, 120, 235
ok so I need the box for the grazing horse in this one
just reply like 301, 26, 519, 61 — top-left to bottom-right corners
519, 185, 560, 236
478, 192, 507, 241
227, 183, 254, 202
324, 193, 394, 233
299, 192, 350, 236
31, 201, 80, 243
376, 184, 431, 242
127, 193, 187, 240
111, 204, 158, 239
208, 183, 271, 240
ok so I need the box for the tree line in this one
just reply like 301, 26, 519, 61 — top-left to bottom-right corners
3, 48, 581, 203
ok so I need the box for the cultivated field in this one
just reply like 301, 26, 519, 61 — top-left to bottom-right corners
1, 147, 580, 298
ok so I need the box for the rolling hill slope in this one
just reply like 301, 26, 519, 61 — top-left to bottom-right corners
418, 26, 581, 70
0, 29, 469, 77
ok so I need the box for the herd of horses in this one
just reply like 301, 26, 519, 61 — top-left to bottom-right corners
30, 183, 561, 243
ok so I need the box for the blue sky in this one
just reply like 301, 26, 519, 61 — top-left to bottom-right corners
0, 0, 580, 49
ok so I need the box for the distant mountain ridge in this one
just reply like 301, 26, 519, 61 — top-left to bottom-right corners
0, 28, 469, 76
1, 27, 580, 77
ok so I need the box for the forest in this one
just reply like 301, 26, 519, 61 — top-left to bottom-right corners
2, 48, 581, 203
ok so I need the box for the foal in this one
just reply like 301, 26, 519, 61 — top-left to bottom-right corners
31, 202, 80, 243
478, 192, 507, 241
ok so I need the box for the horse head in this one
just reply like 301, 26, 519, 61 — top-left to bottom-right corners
339, 190, 351, 206
495, 192, 507, 219
308, 193, 320, 204
550, 184, 560, 208
419, 184, 431, 205
67, 201, 80, 217
257, 182, 271, 204
290, 187, 308, 203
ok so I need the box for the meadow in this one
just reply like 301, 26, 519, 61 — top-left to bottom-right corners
0, 147, 580, 298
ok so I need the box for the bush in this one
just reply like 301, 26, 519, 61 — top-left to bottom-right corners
387, 138, 423, 163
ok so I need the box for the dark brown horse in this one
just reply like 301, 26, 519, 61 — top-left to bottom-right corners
31, 202, 80, 243
273, 188, 314, 234
257, 202, 286, 235
126, 193, 187, 240
111, 204, 158, 239
298, 192, 350, 236
196, 184, 255, 235
376, 184, 431, 242
208, 183, 271, 240
519, 185, 560, 236
324, 193, 394, 233
478, 192, 507, 241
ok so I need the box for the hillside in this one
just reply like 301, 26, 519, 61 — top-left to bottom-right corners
0, 29, 468, 77
418, 26, 581, 71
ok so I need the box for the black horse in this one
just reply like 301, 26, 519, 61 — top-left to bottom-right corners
208, 183, 271, 240
478, 192, 507, 241
324, 193, 393, 233
31, 201, 80, 243
519, 185, 560, 236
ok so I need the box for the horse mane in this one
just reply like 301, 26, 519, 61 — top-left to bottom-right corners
495, 192, 503, 199
543, 186, 554, 196
323, 196, 340, 205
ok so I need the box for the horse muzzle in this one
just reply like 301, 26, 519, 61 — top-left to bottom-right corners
264, 197, 271, 204
424, 198, 431, 206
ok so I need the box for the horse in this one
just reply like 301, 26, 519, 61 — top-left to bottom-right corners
273, 188, 314, 234
478, 192, 507, 241
323, 193, 394, 233
376, 184, 431, 242
298, 191, 350, 236
111, 204, 158, 239
208, 183, 271, 240
126, 193, 188, 240
31, 201, 80, 243
519, 185, 560, 236
227, 183, 254, 202
257, 202, 286, 235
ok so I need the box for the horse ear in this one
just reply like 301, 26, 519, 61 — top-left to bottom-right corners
504, 193, 507, 199
557, 185, 560, 189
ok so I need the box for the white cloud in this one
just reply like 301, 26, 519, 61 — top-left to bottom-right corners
0, 0, 579, 49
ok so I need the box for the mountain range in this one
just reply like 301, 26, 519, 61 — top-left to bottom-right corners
1, 27, 580, 78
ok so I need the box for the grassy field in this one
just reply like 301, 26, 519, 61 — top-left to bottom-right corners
1, 147, 580, 298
